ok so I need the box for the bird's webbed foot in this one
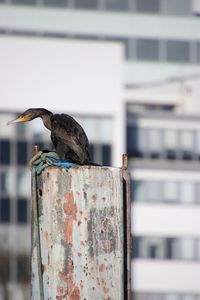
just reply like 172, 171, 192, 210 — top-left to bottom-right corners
29, 150, 76, 175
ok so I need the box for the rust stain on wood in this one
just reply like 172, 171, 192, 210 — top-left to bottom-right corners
63, 191, 77, 245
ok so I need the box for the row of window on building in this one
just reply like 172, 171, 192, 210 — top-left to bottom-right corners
124, 38, 200, 64
133, 293, 200, 300
0, 0, 195, 17
132, 236, 200, 261
2, 29, 200, 65
132, 180, 200, 204
127, 126, 200, 161
0, 139, 111, 166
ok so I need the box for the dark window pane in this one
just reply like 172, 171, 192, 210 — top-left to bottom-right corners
17, 141, 27, 165
136, 39, 159, 61
166, 40, 190, 63
0, 255, 10, 282
127, 125, 137, 157
17, 256, 30, 283
162, 0, 191, 16
89, 144, 94, 162
132, 236, 139, 258
105, 0, 128, 12
136, 0, 160, 13
127, 126, 147, 158
102, 144, 111, 166
197, 42, 200, 63
12, 0, 36, 4
0, 173, 6, 193
166, 238, 174, 259
43, 0, 67, 7
17, 198, 27, 223
75, 0, 98, 10
0, 140, 10, 164
0, 197, 10, 222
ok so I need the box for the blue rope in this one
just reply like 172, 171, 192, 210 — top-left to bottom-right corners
30, 151, 76, 175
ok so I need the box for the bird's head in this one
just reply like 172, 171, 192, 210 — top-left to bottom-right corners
7, 108, 52, 125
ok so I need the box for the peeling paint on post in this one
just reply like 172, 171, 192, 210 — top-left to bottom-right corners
31, 165, 130, 299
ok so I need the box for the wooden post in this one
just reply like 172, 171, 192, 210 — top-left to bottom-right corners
31, 164, 131, 299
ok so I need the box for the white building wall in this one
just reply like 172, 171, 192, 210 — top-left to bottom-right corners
132, 260, 200, 293
0, 35, 124, 165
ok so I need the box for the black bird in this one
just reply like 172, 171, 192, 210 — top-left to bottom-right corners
7, 108, 90, 164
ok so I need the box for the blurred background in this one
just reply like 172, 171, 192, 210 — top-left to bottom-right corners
0, 0, 200, 299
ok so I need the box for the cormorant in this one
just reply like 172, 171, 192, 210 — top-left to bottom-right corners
7, 108, 90, 165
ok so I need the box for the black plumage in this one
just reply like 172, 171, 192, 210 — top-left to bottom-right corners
7, 108, 90, 164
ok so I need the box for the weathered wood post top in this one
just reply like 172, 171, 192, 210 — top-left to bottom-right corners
31, 157, 131, 300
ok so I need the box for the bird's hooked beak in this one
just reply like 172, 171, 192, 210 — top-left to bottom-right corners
7, 114, 31, 125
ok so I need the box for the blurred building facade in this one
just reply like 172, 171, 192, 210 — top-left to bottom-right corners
0, 0, 200, 299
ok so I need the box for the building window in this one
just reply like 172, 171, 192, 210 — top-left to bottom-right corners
105, 0, 128, 12
147, 181, 161, 202
180, 130, 194, 160
165, 295, 180, 300
43, 0, 67, 7
137, 128, 148, 158
131, 181, 146, 202
0, 197, 10, 222
197, 239, 200, 260
139, 237, 165, 259
166, 40, 190, 63
197, 42, 200, 63
0, 255, 10, 283
17, 255, 30, 283
180, 182, 195, 204
165, 238, 176, 259
162, 0, 191, 16
17, 170, 29, 197
196, 130, 200, 159
127, 125, 137, 157
12, 0, 36, 4
74, 0, 98, 10
136, 39, 159, 61
89, 143, 111, 165
181, 295, 198, 300
0, 171, 11, 194
134, 294, 198, 300
180, 238, 196, 260
164, 129, 178, 159
89, 144, 94, 162
17, 198, 28, 223
0, 140, 11, 165
17, 141, 27, 165
135, 0, 160, 13
133, 236, 198, 261
148, 129, 162, 158
163, 182, 178, 203
102, 144, 111, 166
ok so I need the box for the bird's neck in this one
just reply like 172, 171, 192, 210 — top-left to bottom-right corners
41, 113, 52, 130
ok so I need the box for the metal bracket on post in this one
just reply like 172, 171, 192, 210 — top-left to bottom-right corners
122, 154, 132, 300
